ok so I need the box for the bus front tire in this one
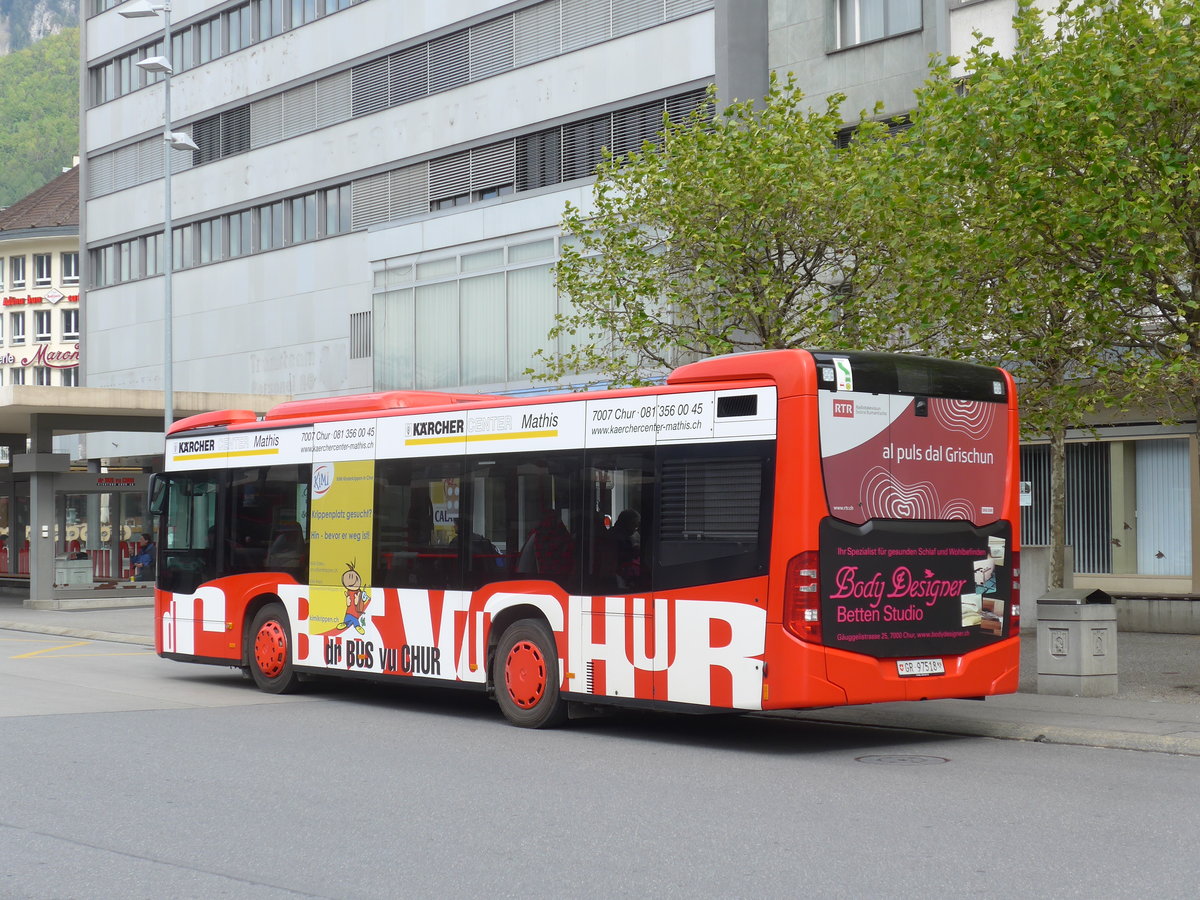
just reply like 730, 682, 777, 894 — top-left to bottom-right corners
249, 603, 301, 694
494, 619, 567, 728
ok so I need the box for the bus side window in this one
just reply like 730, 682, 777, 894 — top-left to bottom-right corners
581, 449, 654, 596
374, 458, 465, 591
463, 459, 508, 590
653, 442, 774, 591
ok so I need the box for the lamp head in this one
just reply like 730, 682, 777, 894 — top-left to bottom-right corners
167, 132, 199, 152
136, 55, 173, 75
118, 1, 164, 18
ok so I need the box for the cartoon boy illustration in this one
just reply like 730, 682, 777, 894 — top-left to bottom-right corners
337, 561, 371, 634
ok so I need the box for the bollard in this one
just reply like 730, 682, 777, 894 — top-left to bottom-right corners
1037, 589, 1118, 697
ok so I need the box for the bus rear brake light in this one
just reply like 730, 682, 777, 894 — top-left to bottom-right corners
784, 551, 822, 643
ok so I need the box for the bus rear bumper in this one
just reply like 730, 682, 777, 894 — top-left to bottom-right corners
762, 635, 1019, 710
825, 636, 1020, 705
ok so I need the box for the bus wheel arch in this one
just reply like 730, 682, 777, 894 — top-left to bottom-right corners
246, 597, 301, 694
491, 614, 568, 728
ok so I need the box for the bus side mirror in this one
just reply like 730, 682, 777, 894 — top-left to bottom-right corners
148, 474, 168, 516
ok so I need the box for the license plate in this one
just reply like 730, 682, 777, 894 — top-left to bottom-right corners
896, 658, 945, 677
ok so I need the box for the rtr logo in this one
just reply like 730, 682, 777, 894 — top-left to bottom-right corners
833, 399, 855, 418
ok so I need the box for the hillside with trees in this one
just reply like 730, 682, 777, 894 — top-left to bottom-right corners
0, 0, 76, 53
0, 26, 78, 207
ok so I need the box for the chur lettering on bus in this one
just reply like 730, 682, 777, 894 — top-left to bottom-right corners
163, 584, 765, 709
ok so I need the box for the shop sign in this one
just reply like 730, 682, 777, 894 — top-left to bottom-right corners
20, 343, 80, 369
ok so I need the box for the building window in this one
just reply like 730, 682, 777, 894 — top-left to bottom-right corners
34, 366, 51, 386
173, 224, 195, 270
61, 367, 79, 387
34, 254, 52, 287
836, 0, 921, 48
10, 313, 25, 345
323, 185, 351, 236
257, 201, 285, 251
34, 310, 51, 343
1022, 439, 1194, 577
61, 252, 79, 284
289, 193, 318, 244
10, 256, 25, 289
256, 0, 284, 41
0, 257, 4, 288
62, 308, 79, 341
9, 368, 24, 385
227, 209, 253, 257
197, 16, 221, 65
199, 217, 225, 264
170, 29, 196, 73
144, 233, 163, 277
373, 235, 565, 390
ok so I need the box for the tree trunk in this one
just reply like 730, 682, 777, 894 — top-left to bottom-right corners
1049, 426, 1067, 590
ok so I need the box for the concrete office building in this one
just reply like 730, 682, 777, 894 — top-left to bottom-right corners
80, 0, 1199, 599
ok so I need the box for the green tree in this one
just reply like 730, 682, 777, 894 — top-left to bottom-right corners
0, 27, 79, 206
897, 0, 1197, 585
540, 74, 922, 386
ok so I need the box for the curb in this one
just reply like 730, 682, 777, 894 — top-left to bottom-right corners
0, 620, 153, 647
775, 710, 1200, 758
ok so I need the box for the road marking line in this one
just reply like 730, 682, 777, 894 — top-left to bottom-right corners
13, 641, 89, 659
30, 651, 155, 658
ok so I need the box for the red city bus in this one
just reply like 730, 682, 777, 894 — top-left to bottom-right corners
151, 349, 1019, 727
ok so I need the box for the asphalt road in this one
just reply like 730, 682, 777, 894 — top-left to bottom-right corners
3, 632, 1200, 899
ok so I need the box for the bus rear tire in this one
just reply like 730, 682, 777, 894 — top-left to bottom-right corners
249, 603, 300, 694
494, 619, 567, 728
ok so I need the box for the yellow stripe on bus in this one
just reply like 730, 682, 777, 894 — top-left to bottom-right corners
173, 448, 279, 462
404, 429, 558, 446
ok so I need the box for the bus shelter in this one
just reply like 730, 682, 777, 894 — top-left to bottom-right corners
0, 385, 286, 607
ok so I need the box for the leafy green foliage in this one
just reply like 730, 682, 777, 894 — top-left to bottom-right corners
891, 0, 1199, 584
541, 74, 925, 385
0, 27, 79, 207
542, 1, 1197, 584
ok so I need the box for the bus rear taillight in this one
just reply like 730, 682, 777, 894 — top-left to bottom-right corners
784, 551, 822, 643
1010, 552, 1021, 633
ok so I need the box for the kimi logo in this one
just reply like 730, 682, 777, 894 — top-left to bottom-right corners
312, 463, 334, 499
833, 399, 855, 418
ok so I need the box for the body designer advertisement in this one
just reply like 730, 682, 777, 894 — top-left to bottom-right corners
820, 518, 1013, 657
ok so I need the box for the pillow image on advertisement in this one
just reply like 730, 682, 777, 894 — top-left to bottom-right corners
961, 593, 982, 627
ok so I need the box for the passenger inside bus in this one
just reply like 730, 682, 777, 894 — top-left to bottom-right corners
450, 517, 501, 577
518, 506, 574, 579
265, 522, 307, 577
611, 509, 642, 581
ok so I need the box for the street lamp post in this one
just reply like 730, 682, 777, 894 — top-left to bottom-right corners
119, 0, 199, 435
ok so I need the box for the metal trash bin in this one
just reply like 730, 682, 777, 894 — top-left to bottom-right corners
1037, 589, 1117, 697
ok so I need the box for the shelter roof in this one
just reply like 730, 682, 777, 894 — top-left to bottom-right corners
0, 386, 288, 439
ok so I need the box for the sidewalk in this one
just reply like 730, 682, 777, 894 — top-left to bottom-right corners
2, 592, 1198, 755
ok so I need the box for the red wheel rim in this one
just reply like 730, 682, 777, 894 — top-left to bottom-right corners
504, 639, 547, 710
254, 620, 288, 678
